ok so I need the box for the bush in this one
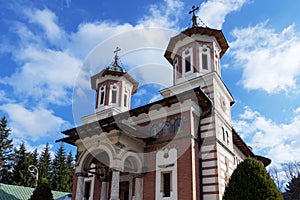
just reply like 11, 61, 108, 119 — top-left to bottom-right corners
29, 178, 54, 200
223, 158, 283, 200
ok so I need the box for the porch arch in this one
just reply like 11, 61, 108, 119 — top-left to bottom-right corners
121, 151, 143, 173
76, 142, 116, 173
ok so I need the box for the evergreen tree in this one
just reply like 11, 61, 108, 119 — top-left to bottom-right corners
223, 158, 283, 200
29, 178, 54, 200
12, 142, 31, 186
29, 148, 39, 166
0, 116, 14, 183
65, 151, 74, 192
38, 143, 51, 182
285, 176, 300, 200
51, 143, 67, 191
27, 148, 39, 187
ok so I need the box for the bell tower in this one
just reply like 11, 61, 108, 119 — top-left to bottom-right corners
85, 47, 139, 122
162, 7, 235, 200
164, 8, 228, 86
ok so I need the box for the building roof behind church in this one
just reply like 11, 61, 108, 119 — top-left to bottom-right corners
0, 183, 71, 200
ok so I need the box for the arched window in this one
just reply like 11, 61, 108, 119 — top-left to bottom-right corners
150, 124, 160, 137
162, 122, 171, 136
174, 118, 184, 134
98, 86, 106, 106
110, 84, 118, 104
222, 127, 225, 141
226, 131, 229, 144
123, 88, 129, 107
200, 46, 211, 71
174, 57, 180, 78
182, 48, 193, 75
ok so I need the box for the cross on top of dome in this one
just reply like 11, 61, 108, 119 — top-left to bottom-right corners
107, 47, 126, 73
188, 5, 207, 28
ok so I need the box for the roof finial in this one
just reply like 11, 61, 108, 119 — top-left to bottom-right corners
114, 47, 121, 64
189, 5, 199, 27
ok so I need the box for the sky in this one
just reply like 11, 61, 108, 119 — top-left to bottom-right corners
0, 0, 300, 174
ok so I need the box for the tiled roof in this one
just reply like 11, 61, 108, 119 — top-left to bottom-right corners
0, 183, 70, 200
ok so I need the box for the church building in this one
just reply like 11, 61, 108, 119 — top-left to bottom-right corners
58, 7, 270, 200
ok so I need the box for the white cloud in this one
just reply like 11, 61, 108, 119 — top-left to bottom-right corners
68, 22, 135, 59
0, 103, 70, 141
295, 107, 300, 114
0, 1, 186, 127
138, 0, 184, 29
149, 94, 163, 103
0, 90, 13, 103
25, 8, 63, 43
0, 46, 82, 105
233, 106, 300, 165
13, 138, 55, 159
135, 89, 147, 96
198, 0, 247, 29
230, 22, 300, 93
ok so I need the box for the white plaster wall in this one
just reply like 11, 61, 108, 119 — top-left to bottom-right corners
155, 148, 178, 200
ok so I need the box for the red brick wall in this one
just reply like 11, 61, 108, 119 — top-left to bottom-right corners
93, 172, 101, 200
143, 171, 156, 200
72, 175, 78, 200
177, 145, 193, 200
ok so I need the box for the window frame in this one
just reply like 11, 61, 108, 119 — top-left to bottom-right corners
182, 48, 193, 76
110, 84, 119, 105
199, 46, 211, 72
84, 180, 92, 200
98, 85, 106, 106
123, 88, 129, 108
161, 171, 172, 198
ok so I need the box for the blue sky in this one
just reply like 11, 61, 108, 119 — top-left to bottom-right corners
0, 0, 300, 172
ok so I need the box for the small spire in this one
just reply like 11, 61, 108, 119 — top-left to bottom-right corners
189, 5, 199, 27
114, 47, 121, 64
107, 47, 125, 73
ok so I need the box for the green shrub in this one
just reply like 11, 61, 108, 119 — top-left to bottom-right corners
223, 158, 283, 200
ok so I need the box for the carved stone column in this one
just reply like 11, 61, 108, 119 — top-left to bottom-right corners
100, 181, 109, 200
134, 174, 143, 200
75, 173, 85, 200
110, 169, 120, 200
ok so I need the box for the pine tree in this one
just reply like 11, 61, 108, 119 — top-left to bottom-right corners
12, 142, 31, 186
29, 148, 39, 167
0, 116, 14, 183
38, 143, 51, 182
223, 158, 283, 200
285, 176, 300, 200
27, 148, 39, 187
51, 143, 67, 191
65, 151, 74, 192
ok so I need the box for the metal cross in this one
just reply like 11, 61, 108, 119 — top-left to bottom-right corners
113, 47, 121, 63
189, 5, 199, 27
114, 47, 121, 56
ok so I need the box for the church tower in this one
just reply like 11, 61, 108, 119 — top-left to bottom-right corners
162, 7, 236, 200
83, 47, 139, 123
59, 6, 270, 200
